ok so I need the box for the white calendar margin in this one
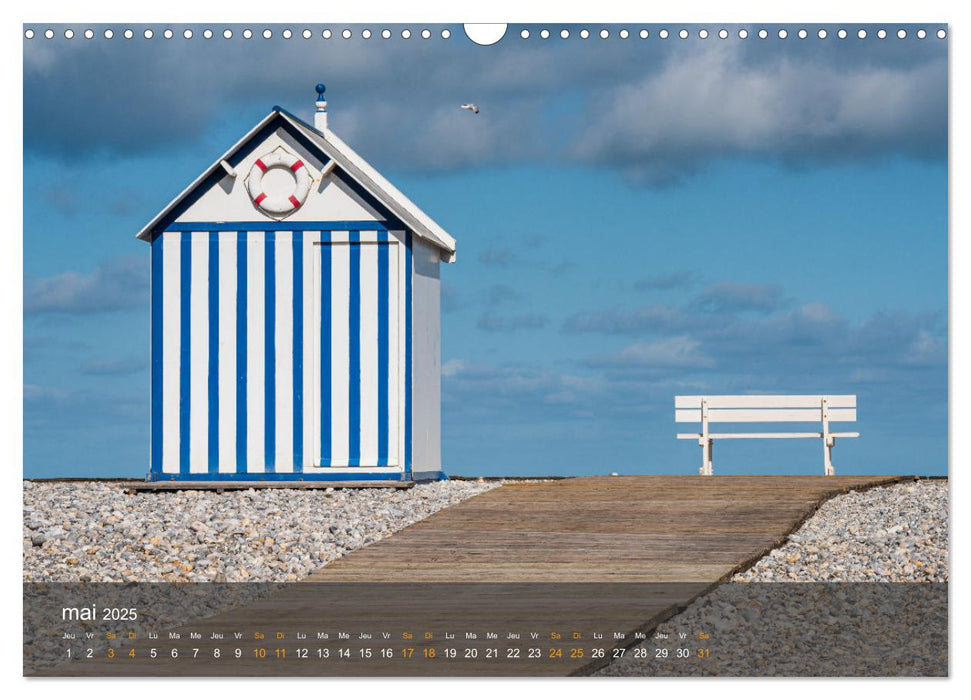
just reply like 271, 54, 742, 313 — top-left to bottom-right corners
5, 1, 963, 696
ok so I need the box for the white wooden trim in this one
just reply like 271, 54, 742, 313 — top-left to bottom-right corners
678, 432, 860, 440
160, 234, 181, 475
189, 232, 209, 474
328, 232, 350, 466
821, 397, 834, 476
673, 394, 858, 476
300, 466, 402, 474
137, 111, 457, 260
137, 112, 282, 241
274, 231, 294, 473
246, 233, 266, 473
675, 408, 857, 423
675, 395, 856, 409
217, 234, 238, 474
700, 397, 712, 475
311, 123, 456, 254
358, 232, 379, 468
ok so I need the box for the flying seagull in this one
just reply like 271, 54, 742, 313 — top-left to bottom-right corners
460, 103, 480, 114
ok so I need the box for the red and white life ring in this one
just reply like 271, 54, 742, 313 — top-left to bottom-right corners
246, 151, 312, 216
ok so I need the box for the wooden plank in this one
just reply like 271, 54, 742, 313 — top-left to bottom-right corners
675, 395, 856, 409
305, 475, 902, 584
675, 408, 856, 423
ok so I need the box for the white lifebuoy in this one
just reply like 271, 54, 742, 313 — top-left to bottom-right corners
246, 151, 312, 216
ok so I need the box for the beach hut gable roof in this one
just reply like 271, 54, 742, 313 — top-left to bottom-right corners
136, 107, 456, 261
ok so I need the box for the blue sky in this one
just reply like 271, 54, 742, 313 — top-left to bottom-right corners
23, 24, 947, 477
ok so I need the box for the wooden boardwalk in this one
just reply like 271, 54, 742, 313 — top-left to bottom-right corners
306, 475, 903, 583
38, 475, 906, 677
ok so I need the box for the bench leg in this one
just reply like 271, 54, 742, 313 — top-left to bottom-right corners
700, 438, 714, 476
823, 437, 835, 476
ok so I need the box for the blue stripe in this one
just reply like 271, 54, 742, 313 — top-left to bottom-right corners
166, 221, 390, 232
292, 232, 303, 472
179, 233, 192, 476
377, 231, 389, 466
150, 471, 404, 482
264, 232, 276, 472
208, 234, 219, 474
405, 231, 413, 480
348, 231, 361, 466
236, 234, 247, 474
320, 232, 332, 464
150, 236, 163, 478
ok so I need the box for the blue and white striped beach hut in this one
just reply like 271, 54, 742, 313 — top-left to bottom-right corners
137, 86, 456, 483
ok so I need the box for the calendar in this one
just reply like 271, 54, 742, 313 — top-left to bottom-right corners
24, 582, 947, 676
21, 16, 950, 682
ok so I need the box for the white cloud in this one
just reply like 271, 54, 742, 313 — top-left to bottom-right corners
24, 256, 147, 314
574, 42, 946, 183
587, 336, 715, 369
564, 303, 694, 335
80, 357, 148, 376
477, 312, 549, 332
24, 34, 946, 184
442, 359, 466, 377
690, 281, 788, 313
901, 329, 947, 367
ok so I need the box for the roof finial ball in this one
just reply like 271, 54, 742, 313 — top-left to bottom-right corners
314, 82, 328, 130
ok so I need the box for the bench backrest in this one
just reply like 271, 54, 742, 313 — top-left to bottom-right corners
675, 395, 856, 423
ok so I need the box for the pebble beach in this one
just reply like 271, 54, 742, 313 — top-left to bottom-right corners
597, 479, 949, 676
732, 478, 947, 583
24, 478, 947, 585
23, 480, 498, 582
22, 477, 948, 675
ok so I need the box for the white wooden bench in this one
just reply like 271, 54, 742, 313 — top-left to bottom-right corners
675, 395, 859, 476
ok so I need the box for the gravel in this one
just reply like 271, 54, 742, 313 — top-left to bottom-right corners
22, 480, 498, 582
24, 478, 948, 675
732, 479, 948, 583
597, 479, 949, 676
